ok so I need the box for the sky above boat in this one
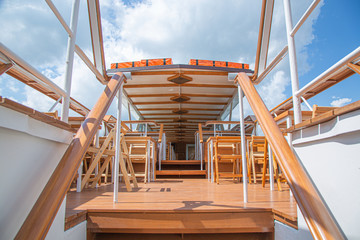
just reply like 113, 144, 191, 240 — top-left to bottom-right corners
0, 0, 359, 120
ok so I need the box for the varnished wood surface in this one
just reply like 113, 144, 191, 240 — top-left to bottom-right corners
87, 210, 274, 234
66, 179, 296, 224
236, 72, 345, 240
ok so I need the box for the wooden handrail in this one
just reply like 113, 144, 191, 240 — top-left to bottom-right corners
236, 72, 345, 240
15, 72, 126, 240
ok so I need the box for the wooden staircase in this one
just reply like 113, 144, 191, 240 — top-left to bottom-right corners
87, 209, 274, 240
156, 160, 206, 178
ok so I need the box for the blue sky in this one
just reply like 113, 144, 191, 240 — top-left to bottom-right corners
299, 0, 360, 108
0, 0, 359, 119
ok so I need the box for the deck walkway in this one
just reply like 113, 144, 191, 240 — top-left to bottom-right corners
65, 179, 297, 230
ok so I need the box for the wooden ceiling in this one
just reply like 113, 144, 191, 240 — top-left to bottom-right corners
108, 65, 253, 142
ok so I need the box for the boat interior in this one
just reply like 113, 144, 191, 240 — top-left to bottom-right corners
0, 0, 359, 240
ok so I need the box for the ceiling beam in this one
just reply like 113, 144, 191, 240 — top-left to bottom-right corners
128, 93, 232, 98
133, 101, 226, 105
138, 108, 222, 111
124, 83, 236, 89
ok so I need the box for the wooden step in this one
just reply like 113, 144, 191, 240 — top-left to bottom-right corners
161, 160, 201, 165
156, 170, 206, 176
87, 210, 274, 236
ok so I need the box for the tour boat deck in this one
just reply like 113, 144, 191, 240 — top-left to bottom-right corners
65, 179, 297, 230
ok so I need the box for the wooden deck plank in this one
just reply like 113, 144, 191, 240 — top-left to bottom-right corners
156, 170, 206, 176
65, 179, 297, 230
161, 160, 201, 165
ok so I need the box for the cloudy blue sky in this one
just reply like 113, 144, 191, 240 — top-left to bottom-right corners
0, 0, 359, 119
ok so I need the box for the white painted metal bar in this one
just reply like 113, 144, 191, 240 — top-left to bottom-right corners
61, 0, 80, 123
210, 140, 214, 183
290, 0, 321, 37
268, 146, 274, 191
147, 139, 151, 182
200, 142, 203, 170
295, 46, 360, 98
255, 46, 288, 84
285, 116, 293, 197
158, 142, 163, 171
238, 84, 248, 203
127, 102, 133, 130
76, 161, 83, 193
94, 130, 100, 188
75, 44, 106, 83
207, 142, 210, 181
45, 0, 73, 37
113, 85, 123, 203
195, 134, 198, 160
48, 97, 62, 112
152, 142, 155, 181
228, 102, 233, 130
301, 96, 313, 111
283, 0, 302, 125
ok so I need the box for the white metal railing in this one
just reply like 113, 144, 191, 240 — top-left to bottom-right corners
295, 46, 360, 98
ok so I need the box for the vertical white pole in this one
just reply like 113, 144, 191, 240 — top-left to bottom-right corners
283, 0, 302, 125
163, 134, 166, 161
94, 131, 100, 188
238, 84, 248, 203
152, 141, 155, 181
200, 142, 203, 170
61, 0, 80, 122
268, 146, 274, 191
207, 142, 210, 181
158, 136, 163, 171
286, 116, 294, 197
228, 102, 233, 130
113, 84, 123, 203
147, 140, 151, 182
195, 134, 197, 160
76, 161, 83, 192
210, 140, 214, 183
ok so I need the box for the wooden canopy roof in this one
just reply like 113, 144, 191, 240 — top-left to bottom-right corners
108, 64, 253, 142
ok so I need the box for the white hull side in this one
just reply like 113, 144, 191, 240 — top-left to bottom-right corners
291, 109, 360, 239
0, 106, 73, 240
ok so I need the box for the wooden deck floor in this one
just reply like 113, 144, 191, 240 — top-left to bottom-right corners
66, 179, 297, 229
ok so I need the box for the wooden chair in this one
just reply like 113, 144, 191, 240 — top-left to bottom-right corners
214, 136, 242, 184
125, 136, 157, 183
249, 136, 267, 184
80, 126, 138, 191
261, 150, 286, 191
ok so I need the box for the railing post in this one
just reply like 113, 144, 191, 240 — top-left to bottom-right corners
268, 146, 274, 191
114, 83, 123, 203
237, 83, 248, 203
283, 0, 302, 124
61, 0, 80, 123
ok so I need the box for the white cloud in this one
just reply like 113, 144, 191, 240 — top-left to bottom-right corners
330, 97, 351, 107
258, 70, 290, 109
1, 0, 321, 119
